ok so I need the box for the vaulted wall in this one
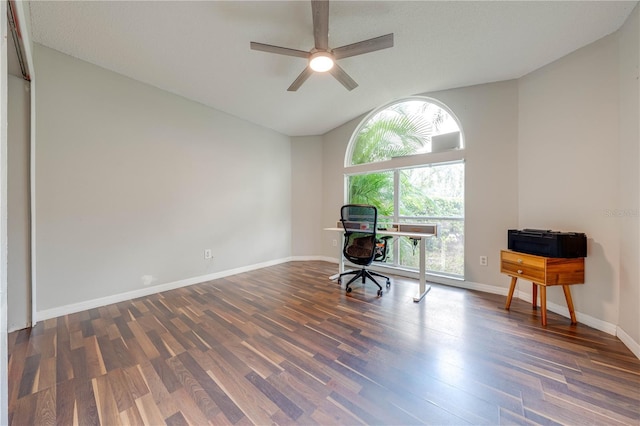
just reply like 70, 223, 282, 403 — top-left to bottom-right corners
33, 45, 292, 318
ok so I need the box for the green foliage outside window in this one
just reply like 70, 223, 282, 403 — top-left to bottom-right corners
350, 100, 447, 165
397, 164, 464, 275
348, 172, 394, 216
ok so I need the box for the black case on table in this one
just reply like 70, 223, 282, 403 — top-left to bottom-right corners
508, 229, 587, 258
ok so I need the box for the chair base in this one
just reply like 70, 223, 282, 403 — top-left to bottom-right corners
338, 267, 391, 297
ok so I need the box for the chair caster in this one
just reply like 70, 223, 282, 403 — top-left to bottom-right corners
386, 279, 391, 288
377, 289, 383, 297
346, 287, 352, 294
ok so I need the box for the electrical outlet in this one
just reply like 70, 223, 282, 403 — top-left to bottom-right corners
204, 249, 212, 259
479, 255, 488, 266
332, 239, 337, 247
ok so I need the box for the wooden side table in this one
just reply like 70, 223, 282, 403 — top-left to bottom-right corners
500, 250, 585, 326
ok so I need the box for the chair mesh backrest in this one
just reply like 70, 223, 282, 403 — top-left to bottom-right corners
340, 204, 378, 265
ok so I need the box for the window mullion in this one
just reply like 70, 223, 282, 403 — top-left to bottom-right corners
393, 169, 399, 221
393, 169, 400, 267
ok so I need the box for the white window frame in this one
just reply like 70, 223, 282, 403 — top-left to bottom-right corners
344, 96, 465, 279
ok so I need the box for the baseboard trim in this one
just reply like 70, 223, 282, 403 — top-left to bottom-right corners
439, 279, 509, 296
616, 326, 640, 359
8, 322, 32, 334
290, 255, 336, 263
35, 257, 294, 322
514, 290, 618, 335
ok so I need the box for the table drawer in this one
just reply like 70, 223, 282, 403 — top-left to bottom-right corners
500, 250, 545, 268
500, 260, 545, 282
500, 250, 546, 283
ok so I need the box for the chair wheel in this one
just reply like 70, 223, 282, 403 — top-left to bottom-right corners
346, 287, 352, 294
377, 289, 383, 297
386, 280, 391, 288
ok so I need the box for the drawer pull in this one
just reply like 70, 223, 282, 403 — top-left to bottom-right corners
517, 270, 523, 274
517, 259, 523, 264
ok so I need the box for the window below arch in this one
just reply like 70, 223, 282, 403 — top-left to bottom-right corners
345, 97, 465, 278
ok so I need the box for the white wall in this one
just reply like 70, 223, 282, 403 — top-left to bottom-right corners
617, 4, 640, 350
321, 114, 361, 243
320, 81, 520, 291
33, 45, 292, 316
518, 34, 622, 329
7, 75, 30, 331
291, 136, 324, 257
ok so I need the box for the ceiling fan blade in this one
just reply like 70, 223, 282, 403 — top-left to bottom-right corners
250, 42, 309, 58
288, 67, 314, 91
329, 63, 358, 91
332, 33, 394, 60
312, 0, 329, 50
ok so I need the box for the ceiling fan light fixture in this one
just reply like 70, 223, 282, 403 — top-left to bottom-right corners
250, 0, 393, 91
309, 52, 334, 72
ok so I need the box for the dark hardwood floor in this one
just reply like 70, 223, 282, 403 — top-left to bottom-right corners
8, 261, 640, 425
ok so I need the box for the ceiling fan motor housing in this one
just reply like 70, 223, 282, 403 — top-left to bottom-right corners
249, 0, 394, 91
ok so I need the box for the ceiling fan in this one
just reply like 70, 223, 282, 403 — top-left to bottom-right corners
250, 0, 394, 92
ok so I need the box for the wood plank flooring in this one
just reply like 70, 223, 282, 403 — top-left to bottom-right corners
7, 261, 640, 425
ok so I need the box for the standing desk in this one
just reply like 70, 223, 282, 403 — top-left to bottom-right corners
324, 226, 436, 302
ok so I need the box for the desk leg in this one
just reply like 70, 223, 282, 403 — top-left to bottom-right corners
562, 285, 577, 324
413, 237, 431, 302
532, 283, 538, 309
505, 276, 517, 310
539, 284, 547, 326
329, 235, 346, 281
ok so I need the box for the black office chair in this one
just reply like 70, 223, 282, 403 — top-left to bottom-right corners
338, 204, 391, 296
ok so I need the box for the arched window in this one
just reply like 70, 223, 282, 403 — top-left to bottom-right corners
348, 98, 463, 166
345, 97, 465, 278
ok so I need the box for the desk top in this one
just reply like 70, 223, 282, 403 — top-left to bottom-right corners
324, 227, 436, 239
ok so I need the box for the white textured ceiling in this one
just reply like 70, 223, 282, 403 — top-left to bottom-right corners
27, 1, 637, 136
